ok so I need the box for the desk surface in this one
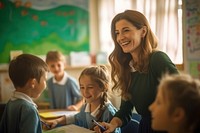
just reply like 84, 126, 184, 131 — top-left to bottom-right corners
43, 124, 95, 133
39, 109, 79, 119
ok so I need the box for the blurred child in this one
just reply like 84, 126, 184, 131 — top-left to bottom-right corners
149, 74, 200, 133
46, 51, 82, 110
0, 54, 49, 133
44, 65, 120, 133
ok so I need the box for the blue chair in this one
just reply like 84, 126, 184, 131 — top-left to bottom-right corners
121, 113, 141, 133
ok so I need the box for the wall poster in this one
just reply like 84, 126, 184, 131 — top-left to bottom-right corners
185, 0, 200, 59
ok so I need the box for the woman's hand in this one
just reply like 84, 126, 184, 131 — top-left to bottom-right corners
93, 117, 122, 133
93, 122, 118, 133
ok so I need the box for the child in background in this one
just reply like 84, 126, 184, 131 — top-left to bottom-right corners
44, 65, 120, 133
46, 51, 83, 110
0, 54, 49, 133
149, 74, 200, 133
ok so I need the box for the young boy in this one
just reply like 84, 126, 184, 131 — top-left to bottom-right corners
45, 51, 83, 110
0, 54, 49, 133
149, 74, 200, 133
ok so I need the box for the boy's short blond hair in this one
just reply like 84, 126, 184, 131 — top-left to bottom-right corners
45, 51, 66, 64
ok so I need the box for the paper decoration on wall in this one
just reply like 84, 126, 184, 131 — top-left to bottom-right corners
189, 61, 200, 79
185, 0, 200, 59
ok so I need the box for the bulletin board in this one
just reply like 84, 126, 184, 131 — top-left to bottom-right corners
0, 0, 89, 63
184, 0, 200, 79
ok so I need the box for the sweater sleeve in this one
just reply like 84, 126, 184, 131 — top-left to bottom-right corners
114, 99, 134, 127
20, 104, 42, 133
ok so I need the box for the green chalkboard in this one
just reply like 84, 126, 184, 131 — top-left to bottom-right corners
0, 0, 89, 63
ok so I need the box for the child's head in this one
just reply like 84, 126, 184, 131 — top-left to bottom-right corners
45, 51, 66, 77
79, 65, 110, 105
9, 54, 49, 98
149, 74, 200, 133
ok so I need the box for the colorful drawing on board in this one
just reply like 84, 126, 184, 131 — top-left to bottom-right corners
185, 0, 200, 59
0, 0, 89, 63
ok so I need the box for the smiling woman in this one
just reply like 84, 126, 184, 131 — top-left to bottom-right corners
94, 10, 179, 133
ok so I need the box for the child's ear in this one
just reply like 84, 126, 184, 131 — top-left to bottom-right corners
172, 107, 185, 122
29, 78, 37, 89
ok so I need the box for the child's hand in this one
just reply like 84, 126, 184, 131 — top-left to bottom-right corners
42, 119, 59, 130
41, 120, 51, 130
67, 105, 78, 111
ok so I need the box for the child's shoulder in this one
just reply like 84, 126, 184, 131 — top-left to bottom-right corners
66, 76, 79, 86
15, 99, 35, 107
6, 99, 37, 113
67, 75, 77, 82
104, 101, 118, 114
